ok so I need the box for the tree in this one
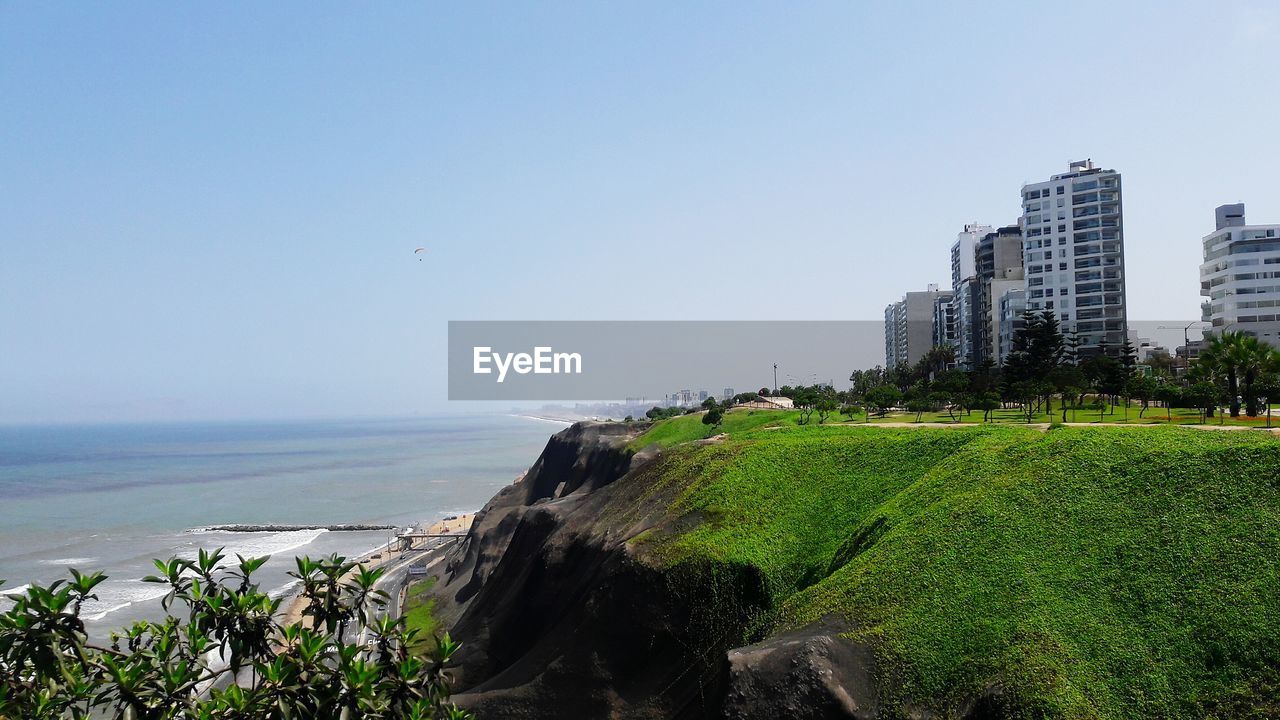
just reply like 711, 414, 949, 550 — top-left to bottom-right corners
1008, 380, 1048, 423
0, 551, 470, 719
702, 407, 724, 429
792, 386, 818, 424
701, 397, 719, 410
1090, 394, 1107, 422
839, 404, 862, 422
905, 396, 933, 423
1198, 331, 1275, 416
1082, 347, 1126, 413
931, 370, 969, 423
1125, 373, 1157, 419
1003, 310, 1065, 415
847, 367, 886, 399
1155, 382, 1181, 421
814, 386, 838, 424
1049, 365, 1087, 423
972, 392, 1001, 423
1185, 381, 1218, 423
758, 387, 770, 396
864, 386, 902, 418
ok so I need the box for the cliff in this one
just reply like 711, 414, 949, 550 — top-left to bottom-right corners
421, 414, 1280, 719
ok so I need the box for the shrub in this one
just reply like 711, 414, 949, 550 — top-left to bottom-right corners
0, 550, 470, 719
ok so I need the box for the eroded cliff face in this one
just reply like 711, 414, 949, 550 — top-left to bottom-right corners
423, 422, 881, 720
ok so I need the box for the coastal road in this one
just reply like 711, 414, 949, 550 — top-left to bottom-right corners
356, 537, 458, 647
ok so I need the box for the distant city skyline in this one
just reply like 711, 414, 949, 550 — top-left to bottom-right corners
2, 2, 1277, 422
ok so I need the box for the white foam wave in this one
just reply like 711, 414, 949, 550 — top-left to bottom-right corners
79, 580, 171, 622
267, 579, 300, 599
39, 557, 98, 566
512, 414, 574, 426
182, 528, 329, 560
2, 583, 31, 596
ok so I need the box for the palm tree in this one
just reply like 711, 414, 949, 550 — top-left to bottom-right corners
1198, 331, 1277, 416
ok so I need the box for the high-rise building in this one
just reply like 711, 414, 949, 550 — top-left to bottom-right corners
1020, 159, 1127, 353
950, 223, 993, 368
885, 284, 948, 368
996, 287, 1028, 363
1201, 203, 1280, 346
931, 290, 957, 351
978, 225, 1025, 362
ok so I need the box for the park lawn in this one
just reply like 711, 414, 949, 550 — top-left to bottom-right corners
866, 404, 1280, 427
630, 401, 1280, 453
630, 407, 859, 449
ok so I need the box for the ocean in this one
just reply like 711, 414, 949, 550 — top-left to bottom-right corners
0, 414, 563, 633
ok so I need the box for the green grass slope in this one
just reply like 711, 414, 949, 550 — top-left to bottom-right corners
627, 419, 1280, 719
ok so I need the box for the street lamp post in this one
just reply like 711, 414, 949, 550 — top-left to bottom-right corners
772, 363, 777, 395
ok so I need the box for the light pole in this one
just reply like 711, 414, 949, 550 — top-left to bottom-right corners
1158, 321, 1207, 371
772, 363, 777, 395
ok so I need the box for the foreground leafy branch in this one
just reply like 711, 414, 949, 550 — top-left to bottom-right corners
0, 549, 471, 719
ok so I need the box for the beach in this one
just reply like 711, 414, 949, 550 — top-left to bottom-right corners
279, 512, 476, 627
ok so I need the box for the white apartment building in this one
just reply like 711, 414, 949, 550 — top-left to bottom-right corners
950, 223, 993, 367
1201, 203, 1280, 347
1020, 159, 1128, 353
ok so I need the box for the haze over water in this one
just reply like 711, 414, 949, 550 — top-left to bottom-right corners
0, 414, 560, 631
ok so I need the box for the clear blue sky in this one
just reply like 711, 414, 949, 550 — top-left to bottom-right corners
3, 1, 1278, 422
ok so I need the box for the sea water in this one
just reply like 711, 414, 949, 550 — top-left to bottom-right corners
0, 414, 562, 633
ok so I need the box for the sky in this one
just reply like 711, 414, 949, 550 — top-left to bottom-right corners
3, 1, 1279, 423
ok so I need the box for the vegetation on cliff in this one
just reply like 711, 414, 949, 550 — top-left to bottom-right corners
628, 415, 1280, 718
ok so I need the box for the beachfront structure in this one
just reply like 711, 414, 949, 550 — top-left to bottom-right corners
1200, 203, 1280, 347
1020, 159, 1128, 354
737, 396, 795, 410
885, 284, 948, 368
950, 223, 994, 368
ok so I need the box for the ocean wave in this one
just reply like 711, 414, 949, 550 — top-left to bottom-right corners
2, 583, 31, 597
512, 414, 574, 426
267, 579, 300, 599
181, 528, 329, 560
38, 557, 99, 566
80, 580, 171, 622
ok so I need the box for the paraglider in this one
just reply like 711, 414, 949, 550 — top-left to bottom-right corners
414, 247, 426, 261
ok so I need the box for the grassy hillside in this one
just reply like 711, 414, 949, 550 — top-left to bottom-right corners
626, 417, 1280, 718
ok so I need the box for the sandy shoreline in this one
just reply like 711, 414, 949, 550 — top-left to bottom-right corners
279, 512, 475, 626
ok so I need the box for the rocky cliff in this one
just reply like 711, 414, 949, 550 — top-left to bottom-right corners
423, 422, 878, 719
